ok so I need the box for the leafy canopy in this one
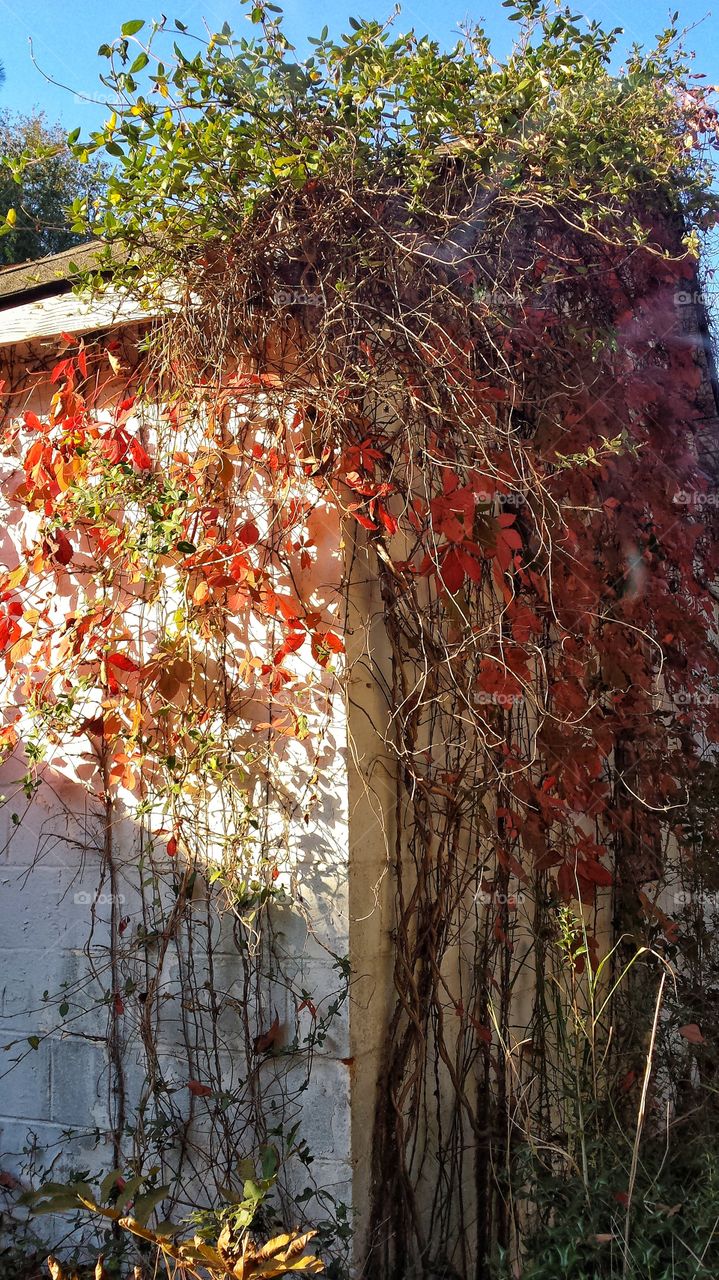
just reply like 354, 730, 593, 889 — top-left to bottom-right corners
67, 0, 718, 265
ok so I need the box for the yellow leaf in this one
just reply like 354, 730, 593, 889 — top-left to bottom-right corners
7, 564, 28, 590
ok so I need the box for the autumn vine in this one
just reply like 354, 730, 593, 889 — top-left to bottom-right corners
3, 1, 719, 1277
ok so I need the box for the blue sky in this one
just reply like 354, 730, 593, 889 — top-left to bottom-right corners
0, 0, 717, 133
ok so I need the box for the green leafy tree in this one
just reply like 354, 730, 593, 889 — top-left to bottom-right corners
0, 112, 104, 266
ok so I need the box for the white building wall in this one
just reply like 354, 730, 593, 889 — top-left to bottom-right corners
0, 316, 370, 1262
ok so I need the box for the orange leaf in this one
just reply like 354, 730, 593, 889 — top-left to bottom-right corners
9, 634, 31, 664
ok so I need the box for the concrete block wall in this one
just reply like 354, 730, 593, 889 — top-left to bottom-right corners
0, 696, 358, 1254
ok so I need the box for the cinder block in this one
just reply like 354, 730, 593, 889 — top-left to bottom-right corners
0, 866, 113, 952
0, 1032, 51, 1120
0, 1116, 66, 1178
0, 947, 111, 1039
282, 1056, 351, 1161
50, 1038, 112, 1128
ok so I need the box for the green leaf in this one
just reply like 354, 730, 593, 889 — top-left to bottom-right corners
27, 1035, 39, 1049
30, 1195, 84, 1214
99, 1168, 124, 1203
132, 1185, 171, 1225
121, 19, 145, 36
260, 1145, 279, 1179
155, 1218, 183, 1236
116, 1174, 145, 1211
130, 52, 149, 73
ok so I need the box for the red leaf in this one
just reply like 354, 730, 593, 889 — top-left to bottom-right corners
352, 510, 377, 530
0, 617, 21, 653
167, 836, 178, 858
253, 1013, 280, 1054
377, 503, 398, 535
679, 1023, 705, 1044
440, 549, 465, 594
458, 548, 483, 583
51, 530, 73, 566
129, 438, 152, 470
82, 716, 105, 736
238, 521, 260, 545
578, 858, 613, 887
311, 629, 345, 667
275, 630, 305, 664
187, 1078, 213, 1097
107, 652, 139, 673
113, 992, 125, 1016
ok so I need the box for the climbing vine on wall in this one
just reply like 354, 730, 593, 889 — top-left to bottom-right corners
3, 1, 719, 1276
